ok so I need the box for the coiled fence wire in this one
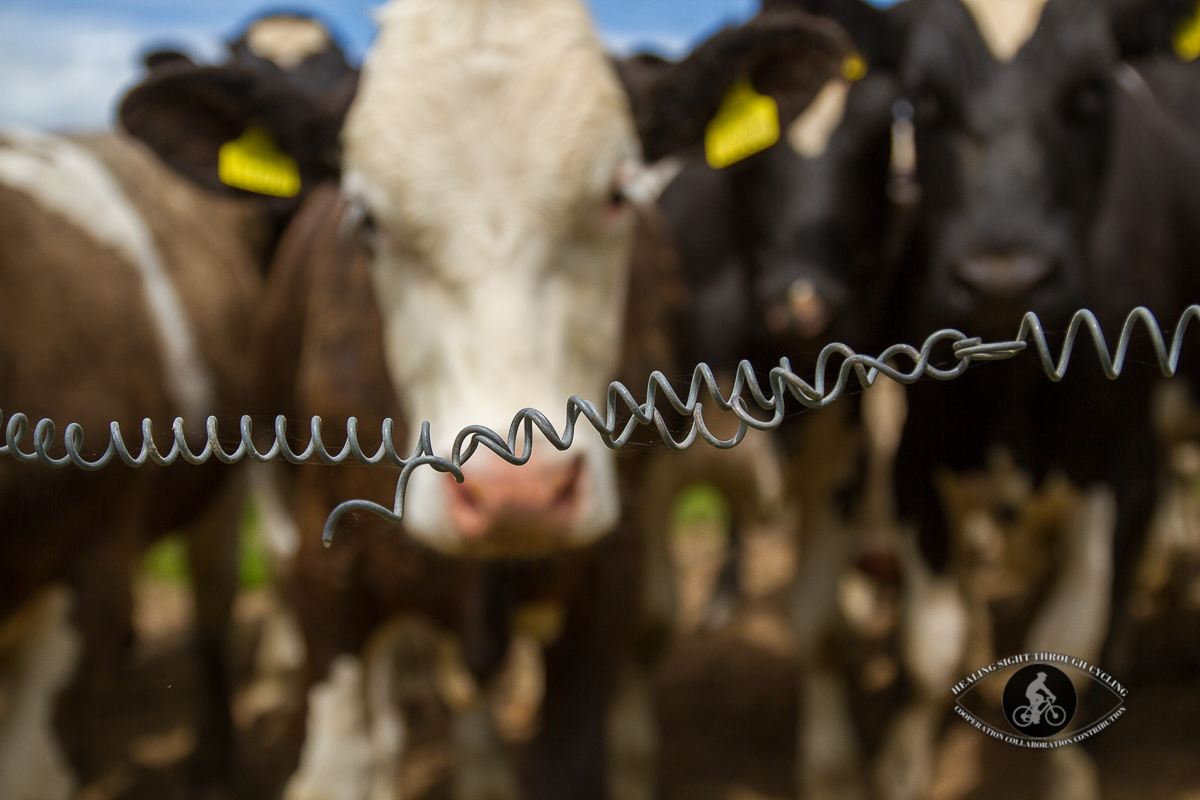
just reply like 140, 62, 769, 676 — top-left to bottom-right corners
3, 305, 1199, 543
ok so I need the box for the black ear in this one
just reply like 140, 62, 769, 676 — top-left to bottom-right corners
616, 9, 852, 163
141, 49, 196, 72
764, 0, 909, 68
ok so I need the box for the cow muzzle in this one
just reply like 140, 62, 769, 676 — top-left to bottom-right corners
952, 252, 1056, 299
443, 456, 586, 557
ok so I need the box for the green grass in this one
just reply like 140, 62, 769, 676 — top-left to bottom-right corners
671, 482, 731, 537
239, 497, 271, 590
138, 496, 273, 590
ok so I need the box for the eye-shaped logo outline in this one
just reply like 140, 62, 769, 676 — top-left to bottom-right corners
951, 652, 1128, 749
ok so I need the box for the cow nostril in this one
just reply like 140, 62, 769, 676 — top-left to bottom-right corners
953, 253, 1056, 298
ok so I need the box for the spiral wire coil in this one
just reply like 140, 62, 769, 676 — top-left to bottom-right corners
4, 306, 1198, 543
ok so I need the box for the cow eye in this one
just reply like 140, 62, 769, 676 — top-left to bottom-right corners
599, 181, 631, 226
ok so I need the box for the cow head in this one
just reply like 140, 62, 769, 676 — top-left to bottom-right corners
121, 1, 848, 557
120, 13, 357, 216
896, 0, 1123, 337
342, 1, 848, 556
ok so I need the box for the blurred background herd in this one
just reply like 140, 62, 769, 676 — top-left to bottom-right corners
2, 1, 1200, 800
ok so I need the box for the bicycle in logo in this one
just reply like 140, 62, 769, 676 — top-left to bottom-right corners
1012, 697, 1067, 729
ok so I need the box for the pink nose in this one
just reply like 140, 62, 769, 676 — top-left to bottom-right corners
444, 457, 585, 551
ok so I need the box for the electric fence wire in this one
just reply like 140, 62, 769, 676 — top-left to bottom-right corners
4, 305, 1198, 544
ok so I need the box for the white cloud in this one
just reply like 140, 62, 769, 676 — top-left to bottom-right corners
0, 8, 220, 132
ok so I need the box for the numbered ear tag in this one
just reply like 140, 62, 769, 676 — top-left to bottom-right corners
218, 127, 301, 197
705, 78, 780, 169
1175, 2, 1200, 62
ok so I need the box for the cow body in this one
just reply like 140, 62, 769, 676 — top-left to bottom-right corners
0, 128, 270, 793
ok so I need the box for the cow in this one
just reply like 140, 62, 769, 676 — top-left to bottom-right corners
626, 0, 931, 635
825, 0, 1200, 797
119, 2, 852, 798
0, 126, 266, 798
656, 0, 1200, 797
0, 14, 357, 799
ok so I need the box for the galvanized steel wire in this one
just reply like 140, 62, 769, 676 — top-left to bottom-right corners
4, 305, 1199, 543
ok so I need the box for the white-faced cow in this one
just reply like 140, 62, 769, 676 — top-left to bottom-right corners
121, 2, 850, 799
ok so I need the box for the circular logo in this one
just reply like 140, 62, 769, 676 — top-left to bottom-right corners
1002, 663, 1077, 738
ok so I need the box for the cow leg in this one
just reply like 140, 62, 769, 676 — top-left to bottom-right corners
0, 586, 81, 800
451, 700, 518, 800
1025, 486, 1116, 672
793, 503, 863, 800
285, 656, 374, 800
798, 667, 864, 800
605, 657, 656, 800
528, 542, 630, 800
704, 430, 786, 630
1020, 487, 1115, 800
57, 486, 145, 783
874, 544, 968, 800
1044, 745, 1101, 800
185, 467, 247, 788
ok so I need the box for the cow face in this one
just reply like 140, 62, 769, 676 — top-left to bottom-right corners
903, 0, 1119, 336
120, 2, 849, 557
341, 0, 640, 555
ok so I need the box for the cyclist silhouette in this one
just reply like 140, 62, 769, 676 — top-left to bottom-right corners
1025, 672, 1057, 722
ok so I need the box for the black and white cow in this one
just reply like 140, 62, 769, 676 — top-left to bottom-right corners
806, 0, 1200, 797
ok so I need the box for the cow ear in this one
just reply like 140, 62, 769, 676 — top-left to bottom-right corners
617, 9, 853, 163
119, 60, 355, 198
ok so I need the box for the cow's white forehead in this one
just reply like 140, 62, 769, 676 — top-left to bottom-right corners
960, 0, 1051, 62
342, 0, 637, 260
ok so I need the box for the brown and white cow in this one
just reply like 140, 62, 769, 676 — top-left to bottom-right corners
121, 2, 849, 798
0, 14, 356, 798
0, 126, 267, 798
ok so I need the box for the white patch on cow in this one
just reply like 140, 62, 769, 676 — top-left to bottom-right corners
900, 542, 968, 699
960, 0, 1051, 62
284, 656, 373, 800
788, 78, 850, 160
341, 0, 640, 552
1025, 485, 1116, 670
620, 157, 682, 208
0, 586, 81, 800
247, 16, 332, 71
0, 128, 214, 422
362, 622, 409, 800
250, 463, 302, 562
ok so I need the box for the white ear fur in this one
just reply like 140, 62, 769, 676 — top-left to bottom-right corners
960, 0, 1052, 61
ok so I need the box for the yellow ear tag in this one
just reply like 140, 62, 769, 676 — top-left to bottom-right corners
1174, 2, 1200, 62
705, 78, 780, 169
841, 53, 868, 82
218, 127, 301, 197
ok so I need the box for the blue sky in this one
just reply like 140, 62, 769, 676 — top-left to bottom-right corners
0, 0, 896, 131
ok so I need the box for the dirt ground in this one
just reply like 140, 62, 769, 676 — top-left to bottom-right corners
77, 527, 1200, 800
